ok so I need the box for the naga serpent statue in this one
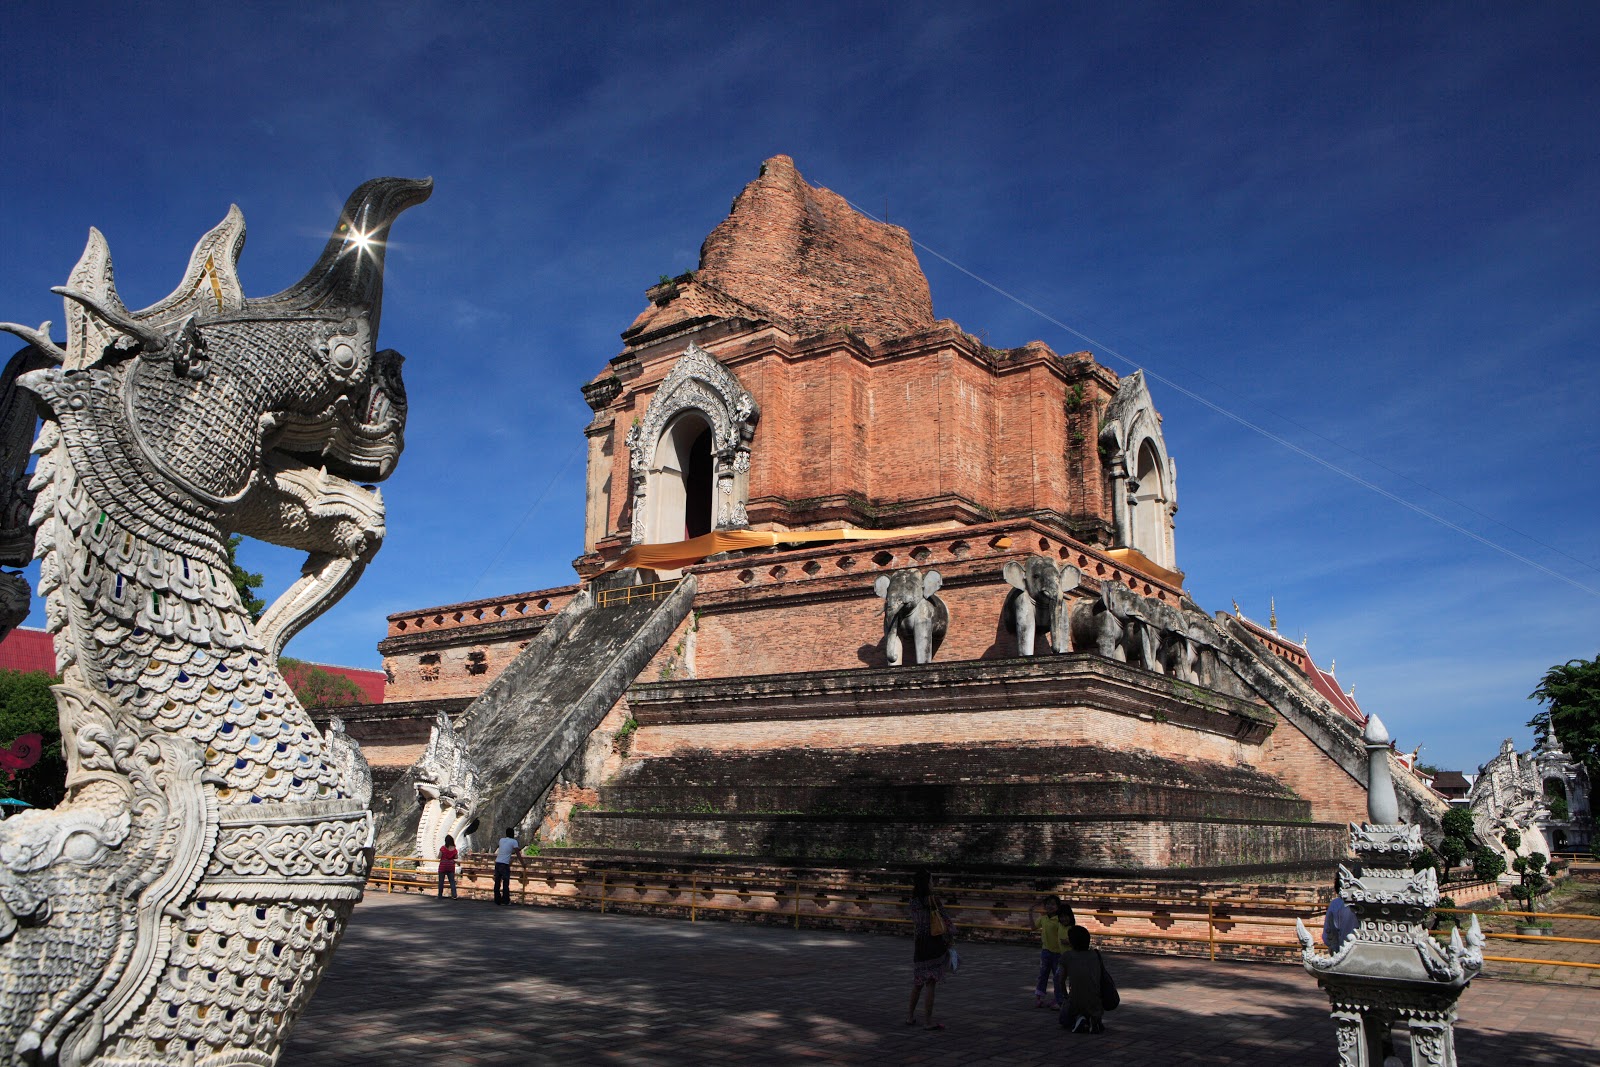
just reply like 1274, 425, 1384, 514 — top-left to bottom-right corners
0, 177, 430, 1065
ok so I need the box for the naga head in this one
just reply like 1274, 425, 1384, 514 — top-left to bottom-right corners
4, 178, 432, 506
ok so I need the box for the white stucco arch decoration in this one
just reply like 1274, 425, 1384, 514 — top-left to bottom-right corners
1098, 370, 1179, 570
625, 342, 759, 544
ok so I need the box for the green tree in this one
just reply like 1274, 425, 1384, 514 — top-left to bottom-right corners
1441, 807, 1476, 841
1529, 653, 1600, 780
227, 535, 265, 622
1471, 847, 1506, 882
0, 668, 66, 808
278, 658, 367, 709
1436, 806, 1477, 881
1438, 836, 1469, 877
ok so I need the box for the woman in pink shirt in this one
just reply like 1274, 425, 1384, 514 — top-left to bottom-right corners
437, 835, 459, 898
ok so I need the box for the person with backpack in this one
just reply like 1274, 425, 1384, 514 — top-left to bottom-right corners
1058, 924, 1118, 1033
905, 868, 955, 1030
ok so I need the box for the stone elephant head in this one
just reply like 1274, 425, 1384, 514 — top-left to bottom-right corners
1002, 554, 1081, 655
874, 567, 949, 666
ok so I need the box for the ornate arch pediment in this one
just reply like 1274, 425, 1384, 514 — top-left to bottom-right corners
625, 343, 759, 543
1098, 370, 1179, 568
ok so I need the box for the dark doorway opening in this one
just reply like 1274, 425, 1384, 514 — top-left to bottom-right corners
684, 427, 714, 538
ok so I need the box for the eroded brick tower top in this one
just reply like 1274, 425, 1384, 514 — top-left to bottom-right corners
585, 157, 1179, 581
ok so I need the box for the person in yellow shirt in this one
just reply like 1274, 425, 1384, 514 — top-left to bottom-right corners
1028, 894, 1068, 1008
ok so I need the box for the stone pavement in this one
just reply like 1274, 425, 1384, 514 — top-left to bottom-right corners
285, 893, 1599, 1066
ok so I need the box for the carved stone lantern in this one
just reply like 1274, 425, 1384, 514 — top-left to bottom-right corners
1297, 715, 1485, 1065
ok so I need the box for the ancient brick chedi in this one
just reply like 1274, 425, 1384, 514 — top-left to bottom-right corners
368, 157, 1443, 877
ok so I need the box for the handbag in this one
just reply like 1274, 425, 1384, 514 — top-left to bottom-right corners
928, 898, 946, 938
1098, 950, 1119, 1011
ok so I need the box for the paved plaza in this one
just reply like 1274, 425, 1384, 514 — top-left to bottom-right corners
286, 892, 1599, 1066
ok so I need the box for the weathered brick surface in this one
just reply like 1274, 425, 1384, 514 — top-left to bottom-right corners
590, 326, 1121, 556
656, 155, 934, 345
380, 587, 576, 702
584, 158, 1131, 558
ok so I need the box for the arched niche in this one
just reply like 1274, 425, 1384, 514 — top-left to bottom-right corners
1098, 370, 1179, 570
625, 342, 759, 544
646, 413, 715, 542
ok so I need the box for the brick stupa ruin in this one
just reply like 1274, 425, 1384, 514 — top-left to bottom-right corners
354, 156, 1445, 877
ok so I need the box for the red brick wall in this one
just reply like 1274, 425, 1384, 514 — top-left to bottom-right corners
1256, 712, 1371, 825
592, 327, 1121, 548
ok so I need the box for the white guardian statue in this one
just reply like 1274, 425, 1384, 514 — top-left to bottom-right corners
0, 177, 430, 1065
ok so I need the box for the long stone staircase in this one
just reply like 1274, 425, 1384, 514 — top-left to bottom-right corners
375, 576, 696, 854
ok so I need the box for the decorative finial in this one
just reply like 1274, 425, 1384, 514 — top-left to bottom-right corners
1363, 714, 1400, 824
1269, 597, 1277, 632
1232, 598, 1240, 616
1330, 658, 1336, 673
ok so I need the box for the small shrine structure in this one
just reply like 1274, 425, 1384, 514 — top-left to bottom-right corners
1298, 715, 1484, 1065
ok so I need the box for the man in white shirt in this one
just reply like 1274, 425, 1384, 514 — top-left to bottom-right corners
494, 828, 519, 906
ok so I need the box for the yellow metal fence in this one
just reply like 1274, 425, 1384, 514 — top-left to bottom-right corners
594, 580, 681, 608
368, 855, 1598, 973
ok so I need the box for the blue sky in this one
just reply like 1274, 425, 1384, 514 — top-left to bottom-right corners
3, 3, 1596, 773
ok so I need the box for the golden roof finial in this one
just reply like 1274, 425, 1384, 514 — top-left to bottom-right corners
1232, 598, 1241, 616
1269, 597, 1277, 632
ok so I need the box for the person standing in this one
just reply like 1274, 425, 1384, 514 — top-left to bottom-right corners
1028, 894, 1064, 1008
494, 828, 519, 906
437, 834, 459, 899
905, 868, 955, 1030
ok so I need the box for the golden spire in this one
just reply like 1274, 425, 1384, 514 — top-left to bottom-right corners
1232, 598, 1241, 616
1269, 597, 1278, 633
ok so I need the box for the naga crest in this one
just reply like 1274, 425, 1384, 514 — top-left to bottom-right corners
1, 177, 432, 657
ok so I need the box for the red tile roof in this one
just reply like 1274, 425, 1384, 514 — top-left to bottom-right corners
0, 628, 57, 675
0, 628, 385, 704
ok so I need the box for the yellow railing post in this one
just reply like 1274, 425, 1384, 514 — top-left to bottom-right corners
794, 878, 801, 930
600, 870, 608, 914
691, 875, 698, 922
1208, 902, 1216, 961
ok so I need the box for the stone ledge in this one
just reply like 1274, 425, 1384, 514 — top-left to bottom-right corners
629, 653, 1275, 743
309, 697, 471, 726
574, 810, 1336, 828
377, 613, 557, 656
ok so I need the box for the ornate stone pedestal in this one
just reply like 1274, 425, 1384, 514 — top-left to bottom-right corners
1298, 716, 1484, 1066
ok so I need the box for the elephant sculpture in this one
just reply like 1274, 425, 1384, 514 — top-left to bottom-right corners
1071, 578, 1161, 670
874, 567, 948, 665
1146, 599, 1200, 682
1002, 554, 1081, 655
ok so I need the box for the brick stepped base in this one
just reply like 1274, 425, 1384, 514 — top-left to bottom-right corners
566, 742, 1342, 874
600, 743, 1311, 822
563, 810, 1340, 872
